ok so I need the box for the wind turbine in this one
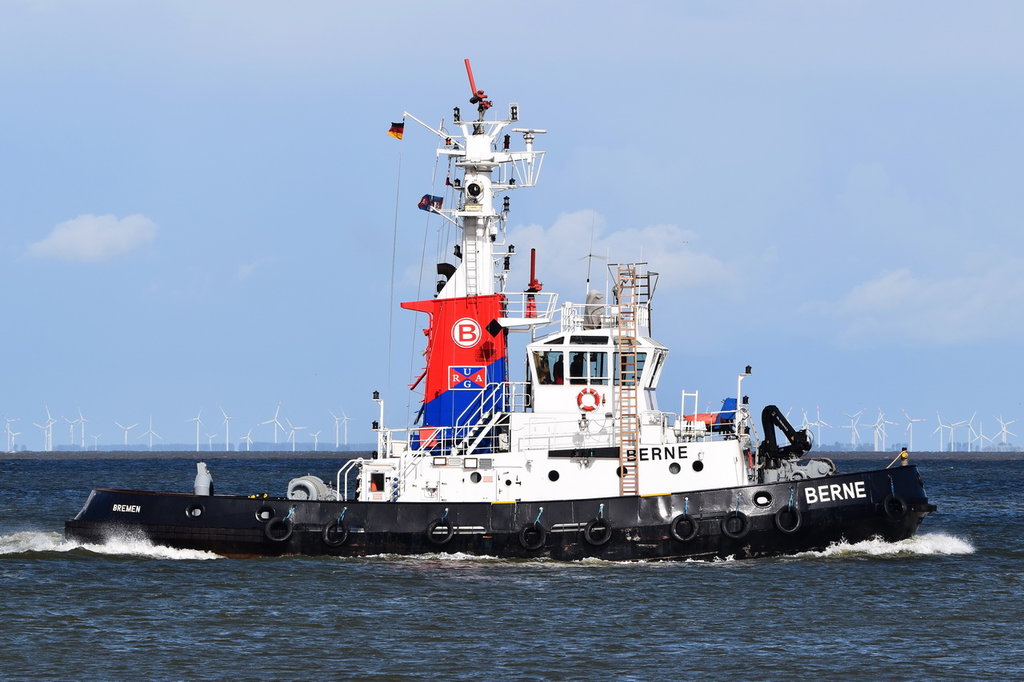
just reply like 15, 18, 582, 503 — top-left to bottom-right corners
188, 411, 203, 452
329, 410, 344, 449
91, 433, 101, 450
220, 406, 232, 452
241, 429, 254, 452
966, 413, 978, 453
261, 403, 285, 444
285, 417, 306, 453
310, 430, 321, 452
842, 410, 863, 450
933, 413, 951, 452
869, 409, 897, 452
902, 410, 926, 451
994, 416, 1017, 448
6, 417, 21, 453
341, 412, 351, 448
206, 433, 217, 451
947, 418, 968, 452
33, 421, 48, 451
813, 406, 830, 447
139, 416, 161, 450
33, 406, 56, 452
63, 414, 79, 449
974, 421, 992, 452
77, 408, 88, 448
115, 421, 138, 447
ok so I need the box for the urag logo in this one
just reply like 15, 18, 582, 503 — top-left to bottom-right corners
449, 366, 486, 390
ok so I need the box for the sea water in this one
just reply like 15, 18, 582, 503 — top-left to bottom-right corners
0, 457, 1020, 679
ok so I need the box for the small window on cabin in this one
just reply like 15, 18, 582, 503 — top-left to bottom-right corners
649, 351, 665, 387
569, 336, 609, 345
370, 472, 385, 492
534, 350, 565, 385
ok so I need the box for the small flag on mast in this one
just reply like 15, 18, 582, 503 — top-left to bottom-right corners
388, 121, 405, 139
418, 194, 443, 211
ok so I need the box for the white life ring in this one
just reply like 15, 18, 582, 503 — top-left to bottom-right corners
577, 388, 601, 412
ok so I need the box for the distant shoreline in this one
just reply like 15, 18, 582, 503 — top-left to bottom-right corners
1, 450, 1020, 461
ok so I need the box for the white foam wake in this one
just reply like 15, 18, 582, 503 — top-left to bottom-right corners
801, 532, 975, 558
0, 530, 221, 560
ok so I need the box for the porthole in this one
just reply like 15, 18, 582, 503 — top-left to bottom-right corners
548, 470, 560, 482
186, 504, 204, 518
255, 505, 275, 522
668, 462, 681, 475
692, 460, 704, 472
753, 491, 773, 507
470, 471, 482, 483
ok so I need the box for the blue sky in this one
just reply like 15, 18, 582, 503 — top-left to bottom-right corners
2, 1, 1022, 451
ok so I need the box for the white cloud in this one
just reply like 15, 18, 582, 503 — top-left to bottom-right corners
27, 214, 158, 262
508, 210, 737, 299
824, 260, 1024, 346
236, 258, 271, 281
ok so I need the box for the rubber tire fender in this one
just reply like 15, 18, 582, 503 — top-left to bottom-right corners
720, 510, 750, 539
669, 513, 699, 542
321, 521, 349, 547
264, 517, 294, 542
583, 518, 612, 546
425, 518, 455, 546
518, 522, 547, 551
882, 494, 908, 522
773, 505, 802, 534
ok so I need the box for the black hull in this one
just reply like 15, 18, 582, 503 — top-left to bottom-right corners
65, 465, 935, 561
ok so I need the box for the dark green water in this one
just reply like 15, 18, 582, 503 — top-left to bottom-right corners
0, 457, 1019, 679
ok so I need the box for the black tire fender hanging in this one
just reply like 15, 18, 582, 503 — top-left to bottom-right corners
773, 505, 802, 534
264, 517, 294, 542
882, 494, 908, 522
518, 522, 547, 550
583, 518, 612, 546
720, 511, 750, 539
425, 518, 455, 545
670, 513, 699, 542
321, 521, 349, 547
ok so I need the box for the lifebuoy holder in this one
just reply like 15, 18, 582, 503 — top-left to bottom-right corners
577, 388, 601, 412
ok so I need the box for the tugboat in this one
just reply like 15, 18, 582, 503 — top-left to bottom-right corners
66, 61, 936, 560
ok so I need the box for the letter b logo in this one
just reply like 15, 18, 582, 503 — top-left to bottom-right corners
452, 318, 482, 349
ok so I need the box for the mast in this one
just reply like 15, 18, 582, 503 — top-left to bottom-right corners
399, 60, 547, 444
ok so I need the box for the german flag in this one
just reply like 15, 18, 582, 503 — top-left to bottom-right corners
387, 121, 405, 140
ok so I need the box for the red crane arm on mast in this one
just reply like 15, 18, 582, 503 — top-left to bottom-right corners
464, 58, 492, 110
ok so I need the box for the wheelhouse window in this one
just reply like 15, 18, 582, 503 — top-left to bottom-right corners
534, 350, 565, 384
535, 349, 609, 386
613, 352, 647, 386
